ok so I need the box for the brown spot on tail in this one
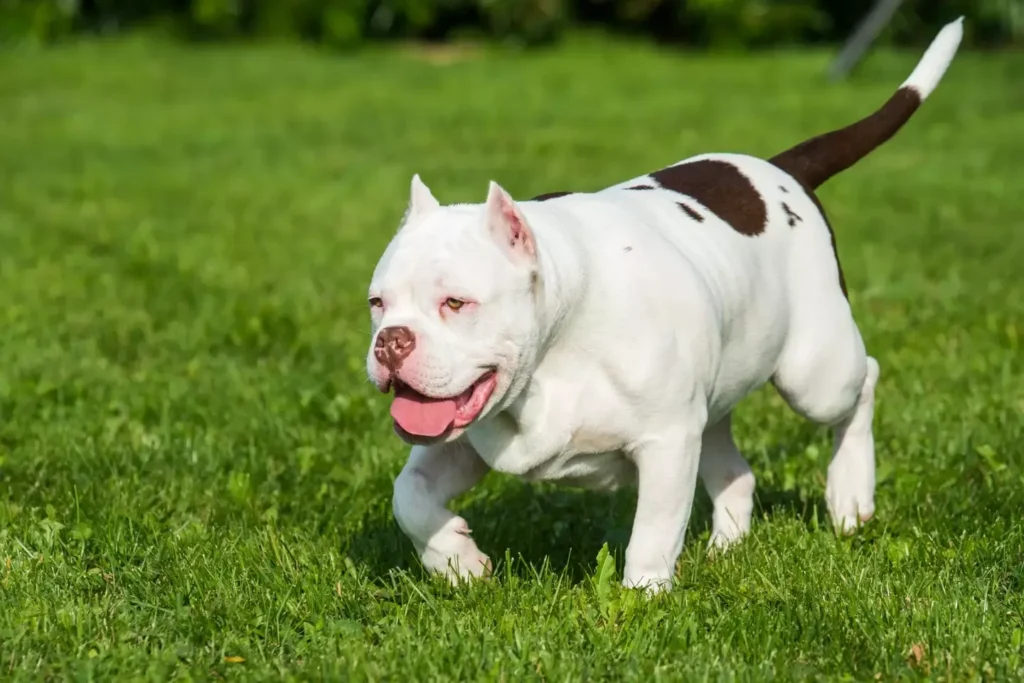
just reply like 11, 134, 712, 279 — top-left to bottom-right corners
770, 86, 922, 190
651, 160, 766, 236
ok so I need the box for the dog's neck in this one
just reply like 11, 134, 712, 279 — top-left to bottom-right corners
478, 205, 589, 420
489, 210, 587, 421
531, 210, 588, 351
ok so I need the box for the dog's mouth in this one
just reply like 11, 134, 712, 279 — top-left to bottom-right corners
388, 371, 498, 441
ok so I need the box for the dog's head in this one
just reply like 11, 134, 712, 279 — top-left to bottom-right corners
366, 175, 543, 445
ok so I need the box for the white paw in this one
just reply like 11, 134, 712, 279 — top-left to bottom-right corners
707, 510, 750, 555
621, 568, 673, 594
707, 527, 746, 556
826, 491, 874, 535
419, 517, 492, 584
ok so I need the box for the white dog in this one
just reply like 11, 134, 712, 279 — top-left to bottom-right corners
365, 19, 964, 591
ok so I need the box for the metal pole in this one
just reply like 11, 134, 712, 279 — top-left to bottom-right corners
826, 0, 908, 81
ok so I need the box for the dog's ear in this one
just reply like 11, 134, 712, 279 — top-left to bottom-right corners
407, 173, 440, 220
485, 181, 536, 263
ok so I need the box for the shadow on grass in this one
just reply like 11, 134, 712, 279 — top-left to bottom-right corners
344, 474, 827, 586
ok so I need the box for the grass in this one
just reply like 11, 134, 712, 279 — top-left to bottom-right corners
0, 32, 1022, 681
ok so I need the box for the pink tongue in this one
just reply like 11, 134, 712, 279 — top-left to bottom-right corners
390, 388, 457, 437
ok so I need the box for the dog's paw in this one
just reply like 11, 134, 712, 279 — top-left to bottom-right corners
621, 575, 672, 595
621, 565, 674, 594
706, 525, 748, 557
826, 449, 875, 536
419, 517, 492, 585
826, 494, 875, 536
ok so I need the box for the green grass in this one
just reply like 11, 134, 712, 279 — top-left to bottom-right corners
1, 33, 1023, 681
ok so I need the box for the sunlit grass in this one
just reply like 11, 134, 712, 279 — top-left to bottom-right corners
0, 35, 1022, 680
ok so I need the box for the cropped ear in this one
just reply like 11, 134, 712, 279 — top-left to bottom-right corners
408, 173, 440, 220
485, 181, 536, 263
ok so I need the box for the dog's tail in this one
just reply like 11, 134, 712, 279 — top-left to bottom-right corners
769, 17, 964, 190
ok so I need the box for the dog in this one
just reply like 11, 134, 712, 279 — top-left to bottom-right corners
365, 18, 964, 591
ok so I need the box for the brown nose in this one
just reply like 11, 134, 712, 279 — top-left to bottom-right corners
374, 325, 416, 372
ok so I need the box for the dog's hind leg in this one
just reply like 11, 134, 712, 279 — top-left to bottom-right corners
824, 355, 879, 532
392, 440, 492, 583
699, 413, 756, 550
775, 339, 879, 534
772, 242, 879, 533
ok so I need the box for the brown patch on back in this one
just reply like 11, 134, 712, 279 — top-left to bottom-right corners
650, 160, 767, 236
530, 191, 573, 201
677, 202, 704, 222
626, 184, 655, 191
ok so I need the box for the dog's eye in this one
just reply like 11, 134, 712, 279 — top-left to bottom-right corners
445, 298, 465, 311
368, 297, 383, 309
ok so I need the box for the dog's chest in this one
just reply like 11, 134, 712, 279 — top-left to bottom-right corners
521, 447, 637, 490
467, 376, 638, 490
473, 423, 636, 490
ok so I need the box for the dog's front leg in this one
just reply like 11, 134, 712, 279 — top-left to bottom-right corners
622, 425, 704, 592
392, 440, 491, 584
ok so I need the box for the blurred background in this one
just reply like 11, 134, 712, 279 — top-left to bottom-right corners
2, 0, 1022, 50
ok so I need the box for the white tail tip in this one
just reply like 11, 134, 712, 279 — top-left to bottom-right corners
900, 16, 964, 100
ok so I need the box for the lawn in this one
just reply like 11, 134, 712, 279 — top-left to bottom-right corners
0, 31, 1022, 681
